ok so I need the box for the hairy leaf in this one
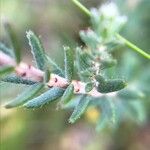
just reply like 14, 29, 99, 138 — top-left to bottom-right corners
24, 87, 65, 108
76, 48, 92, 74
46, 55, 64, 76
60, 84, 74, 105
5, 83, 44, 108
64, 46, 74, 81
69, 95, 90, 123
26, 30, 45, 70
1, 75, 37, 85
118, 89, 145, 100
79, 29, 100, 49
44, 69, 51, 83
97, 79, 126, 93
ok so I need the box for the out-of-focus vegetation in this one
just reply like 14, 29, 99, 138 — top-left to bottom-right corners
0, 0, 150, 150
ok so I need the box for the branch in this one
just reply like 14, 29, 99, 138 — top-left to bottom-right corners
0, 51, 116, 98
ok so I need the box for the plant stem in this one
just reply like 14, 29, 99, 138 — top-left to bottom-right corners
116, 34, 150, 59
0, 51, 116, 98
72, 0, 91, 17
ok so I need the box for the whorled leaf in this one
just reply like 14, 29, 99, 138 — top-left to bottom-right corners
5, 83, 44, 108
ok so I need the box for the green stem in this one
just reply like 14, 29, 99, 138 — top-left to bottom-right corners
116, 33, 150, 59
72, 0, 91, 17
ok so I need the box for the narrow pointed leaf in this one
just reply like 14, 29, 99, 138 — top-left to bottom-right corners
118, 89, 145, 100
97, 79, 126, 93
1, 75, 37, 85
85, 82, 94, 92
64, 46, 74, 81
24, 87, 65, 108
69, 95, 90, 123
0, 66, 14, 78
46, 55, 64, 76
96, 97, 108, 131
0, 42, 14, 57
4, 22, 21, 63
44, 69, 51, 83
107, 99, 116, 124
5, 83, 44, 108
60, 84, 74, 105
26, 31, 45, 70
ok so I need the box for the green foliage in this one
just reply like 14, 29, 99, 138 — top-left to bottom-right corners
23, 87, 65, 108
1, 75, 37, 85
97, 79, 126, 93
64, 46, 74, 81
85, 82, 94, 92
0, 1, 149, 131
60, 84, 74, 106
5, 83, 44, 108
46, 55, 64, 76
26, 31, 46, 70
0, 66, 14, 78
69, 95, 90, 123
4, 22, 21, 63
118, 89, 145, 100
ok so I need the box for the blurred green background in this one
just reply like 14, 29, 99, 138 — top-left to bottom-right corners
0, 0, 150, 150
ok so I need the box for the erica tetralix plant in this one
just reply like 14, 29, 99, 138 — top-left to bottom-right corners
0, 1, 149, 130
